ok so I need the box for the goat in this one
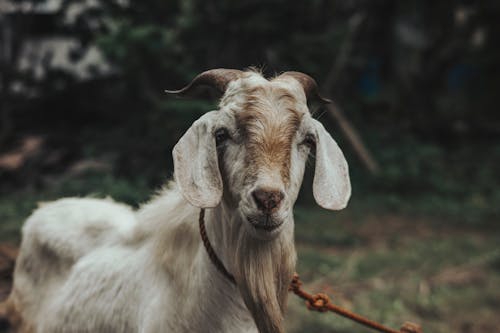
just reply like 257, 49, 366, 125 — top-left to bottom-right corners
5, 69, 351, 333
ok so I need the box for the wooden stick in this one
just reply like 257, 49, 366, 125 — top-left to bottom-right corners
325, 102, 380, 174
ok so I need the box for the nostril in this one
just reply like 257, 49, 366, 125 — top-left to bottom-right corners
252, 188, 285, 213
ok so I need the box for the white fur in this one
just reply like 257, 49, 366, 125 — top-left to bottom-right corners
11, 186, 257, 333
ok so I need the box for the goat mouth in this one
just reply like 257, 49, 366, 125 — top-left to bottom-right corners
253, 223, 281, 231
247, 216, 283, 232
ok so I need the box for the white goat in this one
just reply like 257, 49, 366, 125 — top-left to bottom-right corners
5, 69, 351, 333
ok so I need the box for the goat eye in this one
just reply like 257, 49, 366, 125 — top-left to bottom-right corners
302, 133, 316, 149
214, 128, 230, 145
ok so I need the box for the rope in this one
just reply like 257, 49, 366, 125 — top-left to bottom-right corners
288, 274, 422, 333
199, 209, 236, 284
198, 209, 422, 333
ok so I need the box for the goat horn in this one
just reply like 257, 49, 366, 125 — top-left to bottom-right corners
281, 71, 332, 104
165, 69, 244, 98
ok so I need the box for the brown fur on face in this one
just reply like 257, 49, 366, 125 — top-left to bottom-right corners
236, 86, 303, 184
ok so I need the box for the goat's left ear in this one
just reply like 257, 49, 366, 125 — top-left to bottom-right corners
173, 112, 223, 208
311, 119, 351, 210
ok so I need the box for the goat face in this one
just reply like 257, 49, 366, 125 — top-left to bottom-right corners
170, 69, 351, 240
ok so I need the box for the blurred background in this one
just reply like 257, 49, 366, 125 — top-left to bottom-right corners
0, 0, 499, 332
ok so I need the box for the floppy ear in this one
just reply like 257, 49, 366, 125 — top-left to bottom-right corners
311, 119, 351, 210
173, 112, 223, 208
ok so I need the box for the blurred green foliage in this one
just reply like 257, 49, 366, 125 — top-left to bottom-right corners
1, 2, 499, 225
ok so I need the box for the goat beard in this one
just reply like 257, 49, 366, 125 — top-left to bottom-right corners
233, 229, 296, 333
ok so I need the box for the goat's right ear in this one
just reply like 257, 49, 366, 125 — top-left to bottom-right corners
173, 112, 223, 208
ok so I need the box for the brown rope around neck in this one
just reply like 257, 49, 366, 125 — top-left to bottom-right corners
199, 209, 422, 333
198, 208, 236, 284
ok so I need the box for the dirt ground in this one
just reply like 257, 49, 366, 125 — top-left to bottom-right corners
287, 213, 500, 333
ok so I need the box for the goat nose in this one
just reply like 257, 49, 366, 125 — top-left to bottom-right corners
252, 188, 285, 213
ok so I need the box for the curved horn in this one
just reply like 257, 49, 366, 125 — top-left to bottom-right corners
281, 71, 332, 104
165, 69, 244, 98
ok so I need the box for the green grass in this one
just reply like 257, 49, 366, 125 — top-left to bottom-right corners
288, 208, 500, 333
